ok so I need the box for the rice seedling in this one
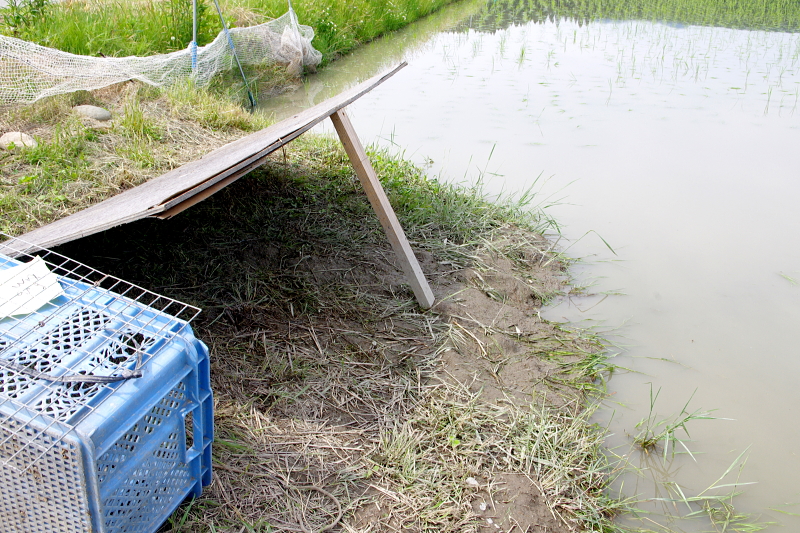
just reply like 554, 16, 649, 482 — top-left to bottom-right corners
764, 85, 774, 114
455, 0, 800, 34
768, 503, 800, 518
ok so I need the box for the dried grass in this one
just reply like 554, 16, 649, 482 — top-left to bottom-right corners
54, 143, 623, 532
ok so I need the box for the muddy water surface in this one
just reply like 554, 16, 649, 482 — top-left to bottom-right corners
263, 4, 800, 529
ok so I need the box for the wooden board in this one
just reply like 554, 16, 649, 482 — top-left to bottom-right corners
16, 63, 407, 251
10, 62, 436, 308
330, 109, 435, 308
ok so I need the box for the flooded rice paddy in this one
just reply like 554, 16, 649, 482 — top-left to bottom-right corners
264, 2, 800, 529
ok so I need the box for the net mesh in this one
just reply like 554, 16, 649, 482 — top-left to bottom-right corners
0, 8, 322, 104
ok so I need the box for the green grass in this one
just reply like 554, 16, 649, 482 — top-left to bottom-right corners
632, 385, 719, 462
457, 0, 800, 33
232, 0, 460, 64
370, 386, 630, 531
0, 115, 93, 218
652, 450, 773, 532
0, 0, 460, 64
118, 96, 163, 142
166, 79, 274, 130
1, 130, 773, 531
370, 150, 558, 245
1, 0, 216, 56
0, 0, 461, 108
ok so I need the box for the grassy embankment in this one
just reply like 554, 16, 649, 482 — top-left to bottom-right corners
1, 0, 459, 62
0, 0, 790, 530
4, 0, 796, 235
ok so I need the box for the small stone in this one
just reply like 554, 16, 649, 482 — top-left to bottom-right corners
0, 132, 37, 149
465, 477, 479, 487
479, 502, 488, 511
73, 105, 112, 121
486, 518, 494, 525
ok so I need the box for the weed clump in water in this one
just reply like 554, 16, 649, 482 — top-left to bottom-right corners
632, 385, 718, 460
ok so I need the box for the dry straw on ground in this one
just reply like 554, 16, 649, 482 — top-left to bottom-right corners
54, 137, 623, 532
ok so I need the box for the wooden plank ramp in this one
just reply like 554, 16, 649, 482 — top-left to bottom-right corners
11, 62, 435, 308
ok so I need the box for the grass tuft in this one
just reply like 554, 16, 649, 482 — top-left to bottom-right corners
369, 383, 631, 531
0, 80, 272, 236
166, 79, 273, 131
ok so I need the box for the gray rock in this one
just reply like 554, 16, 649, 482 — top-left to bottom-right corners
73, 104, 112, 121
0, 132, 37, 149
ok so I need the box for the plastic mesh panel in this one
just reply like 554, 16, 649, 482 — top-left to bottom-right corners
0, 307, 156, 422
0, 418, 90, 533
30, 331, 157, 421
98, 380, 193, 533
1, 234, 208, 532
0, 308, 110, 402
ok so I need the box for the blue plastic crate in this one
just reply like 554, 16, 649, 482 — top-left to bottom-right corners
0, 250, 213, 533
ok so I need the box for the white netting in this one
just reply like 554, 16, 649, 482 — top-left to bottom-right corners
0, 8, 322, 104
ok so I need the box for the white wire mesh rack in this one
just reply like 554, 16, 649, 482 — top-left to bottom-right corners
0, 232, 201, 473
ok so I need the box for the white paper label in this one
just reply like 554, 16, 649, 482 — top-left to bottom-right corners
0, 256, 65, 318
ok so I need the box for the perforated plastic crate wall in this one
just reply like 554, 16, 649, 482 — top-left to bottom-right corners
0, 259, 213, 533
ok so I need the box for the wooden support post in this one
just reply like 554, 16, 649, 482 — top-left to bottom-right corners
330, 108, 435, 309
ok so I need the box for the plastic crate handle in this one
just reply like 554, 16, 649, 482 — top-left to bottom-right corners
181, 405, 202, 463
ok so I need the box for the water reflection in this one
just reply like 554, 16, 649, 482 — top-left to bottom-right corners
262, 3, 800, 530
